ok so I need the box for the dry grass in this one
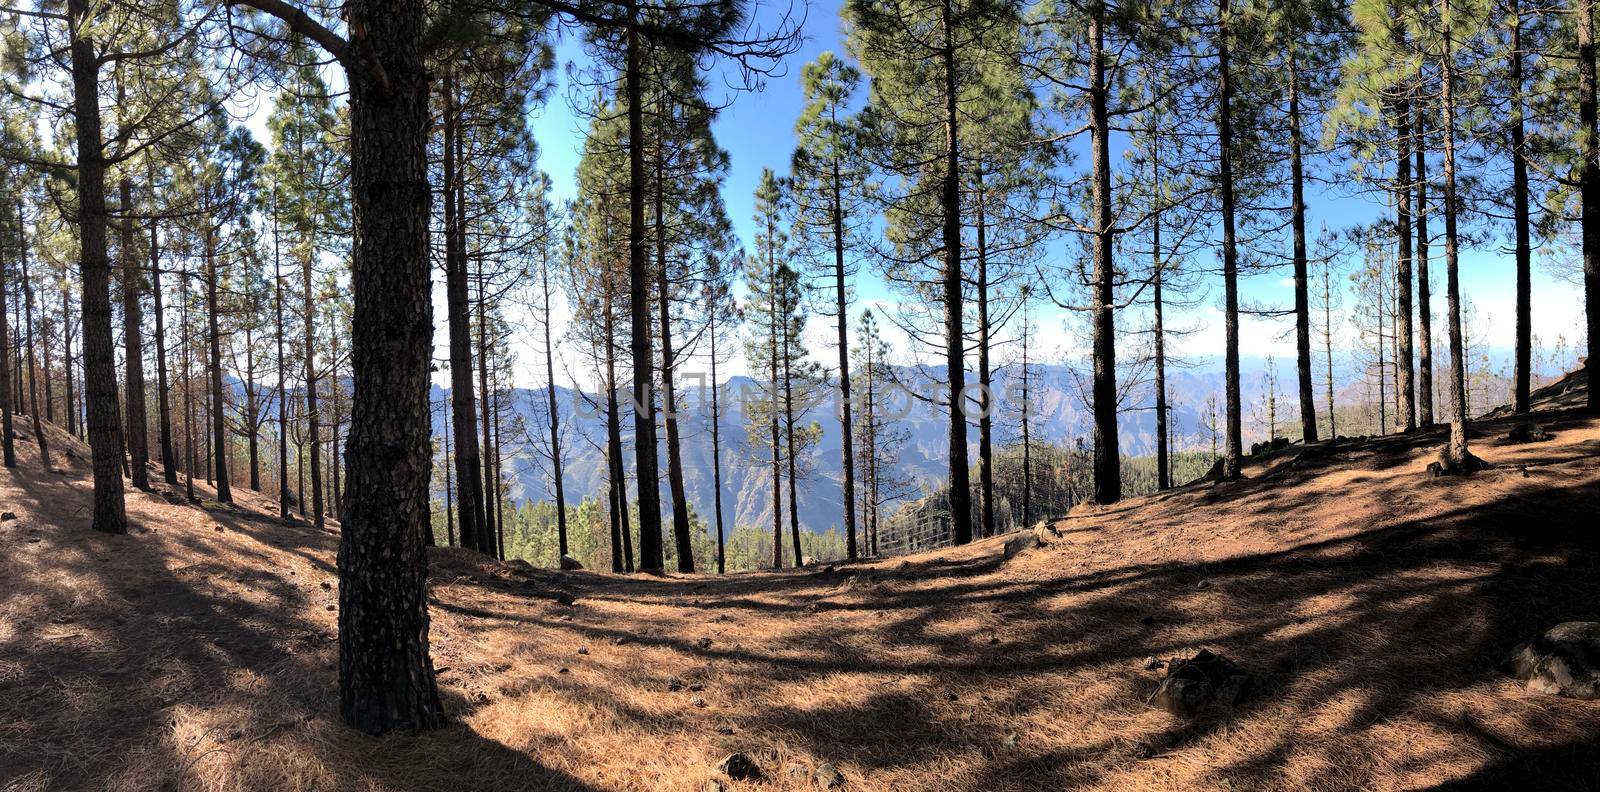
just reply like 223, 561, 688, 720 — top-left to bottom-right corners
3, 380, 1599, 791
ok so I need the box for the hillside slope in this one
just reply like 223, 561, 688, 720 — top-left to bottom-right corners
2, 383, 1598, 791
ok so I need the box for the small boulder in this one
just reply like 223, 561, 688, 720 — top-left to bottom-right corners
1503, 622, 1600, 700
1151, 649, 1254, 717
0, 511, 16, 522
717, 753, 762, 782
560, 554, 584, 571
554, 592, 577, 607
1506, 422, 1554, 443
1002, 531, 1039, 561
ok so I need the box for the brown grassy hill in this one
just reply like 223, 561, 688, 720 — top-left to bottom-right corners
2, 382, 1598, 792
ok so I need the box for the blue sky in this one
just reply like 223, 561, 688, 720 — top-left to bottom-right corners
505, 0, 1588, 387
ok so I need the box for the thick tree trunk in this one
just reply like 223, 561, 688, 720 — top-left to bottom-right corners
117, 180, 148, 489
1089, 12, 1121, 503
440, 75, 488, 554
1579, 0, 1599, 413
66, 0, 127, 532
1218, 0, 1244, 479
626, 12, 665, 572
1509, 0, 1532, 414
205, 227, 231, 502
337, 0, 444, 734
940, 0, 973, 539
1438, 0, 1479, 470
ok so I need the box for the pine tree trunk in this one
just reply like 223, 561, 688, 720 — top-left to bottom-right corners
940, 0, 974, 539
151, 220, 178, 485
1510, 0, 1532, 414
1438, 0, 1478, 470
655, 158, 693, 572
1288, 51, 1321, 441
62, 286, 77, 440
440, 74, 488, 554
181, 263, 196, 502
66, 0, 127, 532
273, 198, 291, 520
768, 258, 784, 570
541, 252, 568, 558
337, 0, 444, 734
117, 179, 148, 488
1578, 0, 1599, 413
710, 325, 726, 574
205, 226, 231, 502
22, 249, 45, 468
1, 229, 14, 468
625, 10, 665, 572
1391, 30, 1417, 434
1415, 115, 1435, 427
304, 244, 323, 525
782, 304, 803, 568
975, 177, 996, 537
1218, 0, 1244, 479
830, 160, 858, 559
603, 283, 633, 573
1089, 11, 1122, 503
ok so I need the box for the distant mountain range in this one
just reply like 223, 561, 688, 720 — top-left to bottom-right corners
430, 357, 1330, 537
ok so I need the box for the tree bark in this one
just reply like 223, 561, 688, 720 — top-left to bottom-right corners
1415, 119, 1435, 427
1391, 27, 1417, 434
1509, 0, 1532, 414
1288, 49, 1321, 442
540, 247, 568, 558
829, 158, 858, 559
118, 175, 148, 488
940, 0, 973, 538
1089, 8, 1123, 502
655, 152, 693, 572
440, 73, 489, 554
337, 0, 444, 734
151, 219, 178, 485
66, 0, 128, 532
626, 7, 665, 572
1218, 0, 1244, 479
205, 225, 231, 502
1, 224, 14, 468
1579, 0, 1599, 413
1438, 0, 1477, 469
975, 172, 996, 535
304, 233, 323, 524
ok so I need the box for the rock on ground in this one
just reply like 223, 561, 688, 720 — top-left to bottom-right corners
1503, 622, 1600, 700
1151, 649, 1254, 717
1507, 422, 1554, 443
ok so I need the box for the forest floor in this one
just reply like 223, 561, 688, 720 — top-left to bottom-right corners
3, 373, 1599, 792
